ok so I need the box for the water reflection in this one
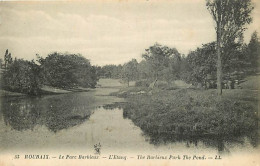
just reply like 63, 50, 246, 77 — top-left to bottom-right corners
143, 124, 258, 153
0, 94, 258, 153
1, 93, 94, 132
148, 130, 258, 152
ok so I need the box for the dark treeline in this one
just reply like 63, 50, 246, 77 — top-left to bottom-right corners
0, 52, 98, 95
98, 31, 260, 88
95, 64, 123, 79
0, 31, 259, 94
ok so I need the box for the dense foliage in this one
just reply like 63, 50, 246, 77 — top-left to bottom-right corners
97, 0, 258, 89
121, 59, 138, 86
206, 0, 254, 95
97, 64, 122, 79
38, 53, 98, 88
1, 52, 98, 95
100, 34, 260, 87
2, 59, 42, 95
185, 42, 217, 84
1, 30, 259, 94
246, 31, 260, 71
0, 58, 4, 68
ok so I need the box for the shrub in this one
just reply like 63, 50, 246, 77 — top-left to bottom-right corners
39, 53, 97, 88
2, 59, 42, 95
135, 79, 150, 87
154, 81, 168, 89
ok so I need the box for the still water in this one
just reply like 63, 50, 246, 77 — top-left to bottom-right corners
0, 81, 258, 155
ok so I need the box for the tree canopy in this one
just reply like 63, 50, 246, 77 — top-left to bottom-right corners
206, 0, 254, 95
246, 31, 260, 70
142, 43, 181, 82
121, 59, 138, 86
2, 59, 42, 95
38, 52, 97, 88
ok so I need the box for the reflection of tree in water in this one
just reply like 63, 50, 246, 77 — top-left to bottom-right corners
42, 96, 93, 132
136, 125, 259, 153
2, 97, 39, 131
143, 124, 258, 153
1, 94, 94, 132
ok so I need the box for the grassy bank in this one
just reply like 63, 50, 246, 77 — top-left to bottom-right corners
0, 89, 25, 97
0, 87, 80, 97
112, 79, 259, 150
0, 84, 93, 97
0, 78, 125, 97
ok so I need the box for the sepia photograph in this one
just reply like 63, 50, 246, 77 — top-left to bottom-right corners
0, 0, 259, 165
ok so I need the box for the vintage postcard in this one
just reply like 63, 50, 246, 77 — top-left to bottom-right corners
0, 0, 259, 165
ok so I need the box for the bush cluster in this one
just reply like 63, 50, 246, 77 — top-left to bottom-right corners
135, 80, 150, 87
2, 53, 98, 95
2, 59, 42, 95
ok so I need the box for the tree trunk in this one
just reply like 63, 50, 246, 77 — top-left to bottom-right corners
149, 75, 158, 91
216, 21, 222, 95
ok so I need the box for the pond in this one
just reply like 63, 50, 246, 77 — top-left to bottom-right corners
0, 79, 258, 156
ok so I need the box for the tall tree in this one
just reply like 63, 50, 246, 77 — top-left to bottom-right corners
186, 42, 217, 85
142, 43, 180, 87
121, 59, 138, 87
4, 49, 12, 69
206, 0, 253, 95
247, 31, 260, 71
0, 58, 3, 68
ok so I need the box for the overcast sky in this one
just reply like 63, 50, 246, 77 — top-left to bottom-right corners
0, 0, 259, 66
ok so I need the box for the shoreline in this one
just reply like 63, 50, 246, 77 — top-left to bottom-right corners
0, 86, 93, 98
0, 79, 125, 98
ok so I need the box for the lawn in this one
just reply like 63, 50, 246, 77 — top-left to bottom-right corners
112, 76, 259, 150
